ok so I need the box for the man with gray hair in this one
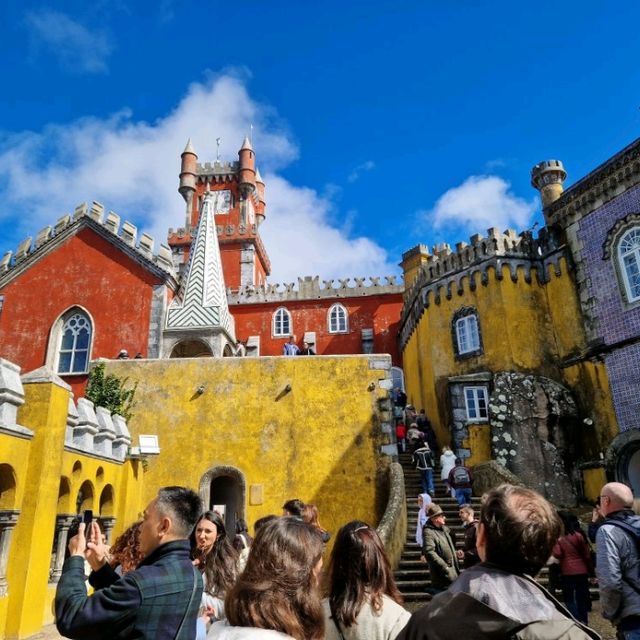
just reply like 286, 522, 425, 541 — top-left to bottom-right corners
56, 486, 204, 639
596, 481, 640, 638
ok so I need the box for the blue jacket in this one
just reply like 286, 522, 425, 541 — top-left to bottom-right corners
55, 539, 203, 639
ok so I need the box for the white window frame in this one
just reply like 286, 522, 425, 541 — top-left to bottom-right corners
464, 386, 489, 422
47, 308, 94, 375
273, 307, 292, 337
618, 228, 640, 303
328, 303, 348, 334
455, 315, 480, 354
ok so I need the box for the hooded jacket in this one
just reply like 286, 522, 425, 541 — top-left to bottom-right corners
397, 563, 600, 640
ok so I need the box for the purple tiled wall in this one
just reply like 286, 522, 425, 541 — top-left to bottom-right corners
577, 183, 640, 432
605, 345, 640, 431
577, 182, 640, 344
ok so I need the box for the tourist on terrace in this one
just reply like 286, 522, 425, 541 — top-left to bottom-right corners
207, 517, 325, 639
282, 335, 300, 356
323, 520, 410, 639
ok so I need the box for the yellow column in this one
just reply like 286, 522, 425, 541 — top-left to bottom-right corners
5, 371, 70, 639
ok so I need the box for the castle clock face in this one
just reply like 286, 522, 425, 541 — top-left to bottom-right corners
213, 190, 231, 214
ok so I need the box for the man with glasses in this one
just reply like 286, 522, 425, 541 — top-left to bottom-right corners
596, 482, 640, 639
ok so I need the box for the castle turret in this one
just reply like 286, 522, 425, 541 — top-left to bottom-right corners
531, 160, 567, 210
255, 168, 266, 226
238, 137, 256, 197
400, 244, 429, 290
179, 139, 198, 230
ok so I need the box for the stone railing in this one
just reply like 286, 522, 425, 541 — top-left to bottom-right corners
0, 358, 131, 462
228, 275, 403, 304
0, 201, 175, 278
67, 396, 132, 462
376, 462, 406, 570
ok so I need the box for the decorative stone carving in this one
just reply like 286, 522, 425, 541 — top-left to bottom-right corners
0, 510, 20, 596
49, 514, 75, 584
94, 407, 117, 457
74, 398, 99, 450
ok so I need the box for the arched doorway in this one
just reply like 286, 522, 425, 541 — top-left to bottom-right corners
170, 340, 213, 358
199, 466, 245, 535
607, 428, 640, 495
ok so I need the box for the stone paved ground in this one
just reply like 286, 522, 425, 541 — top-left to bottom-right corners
28, 602, 617, 639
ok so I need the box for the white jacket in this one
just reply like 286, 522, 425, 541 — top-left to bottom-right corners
440, 451, 457, 481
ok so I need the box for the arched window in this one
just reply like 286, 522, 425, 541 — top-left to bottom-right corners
452, 307, 482, 358
618, 227, 640, 303
57, 310, 92, 374
273, 307, 291, 337
328, 303, 348, 333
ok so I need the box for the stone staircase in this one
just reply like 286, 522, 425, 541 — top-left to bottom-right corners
394, 452, 597, 608
395, 452, 481, 605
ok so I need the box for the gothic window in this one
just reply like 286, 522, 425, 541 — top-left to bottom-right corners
273, 307, 292, 337
618, 227, 640, 303
57, 310, 92, 374
464, 386, 489, 421
328, 303, 348, 333
452, 307, 482, 358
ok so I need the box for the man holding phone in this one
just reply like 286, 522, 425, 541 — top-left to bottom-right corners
55, 486, 204, 640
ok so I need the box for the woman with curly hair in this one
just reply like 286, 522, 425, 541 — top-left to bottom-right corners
109, 521, 144, 575
324, 520, 409, 640
207, 516, 325, 639
190, 511, 239, 621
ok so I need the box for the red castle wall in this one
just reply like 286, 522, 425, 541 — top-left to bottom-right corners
0, 228, 167, 398
231, 293, 403, 365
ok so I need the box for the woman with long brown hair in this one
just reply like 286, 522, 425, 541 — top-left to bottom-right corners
207, 516, 325, 639
324, 520, 410, 640
190, 511, 239, 621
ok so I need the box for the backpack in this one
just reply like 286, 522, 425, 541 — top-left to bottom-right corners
452, 466, 470, 485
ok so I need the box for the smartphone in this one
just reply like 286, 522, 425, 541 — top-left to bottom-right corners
83, 510, 93, 526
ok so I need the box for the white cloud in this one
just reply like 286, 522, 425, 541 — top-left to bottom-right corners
347, 160, 375, 183
25, 9, 113, 74
430, 175, 537, 233
0, 73, 397, 282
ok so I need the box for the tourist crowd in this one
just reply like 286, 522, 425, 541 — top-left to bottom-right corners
54, 452, 640, 639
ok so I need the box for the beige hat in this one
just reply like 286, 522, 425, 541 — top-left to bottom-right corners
427, 504, 444, 518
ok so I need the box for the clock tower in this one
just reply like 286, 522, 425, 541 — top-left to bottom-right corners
169, 137, 270, 290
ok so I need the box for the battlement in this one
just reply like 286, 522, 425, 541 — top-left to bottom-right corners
227, 274, 403, 304
0, 201, 176, 280
402, 227, 543, 305
196, 160, 239, 177
398, 226, 567, 349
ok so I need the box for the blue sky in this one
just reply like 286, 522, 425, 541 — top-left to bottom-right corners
1, 1, 639, 282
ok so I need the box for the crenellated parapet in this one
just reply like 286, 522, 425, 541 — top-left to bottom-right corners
0, 201, 176, 281
195, 161, 240, 180
399, 226, 570, 349
227, 274, 403, 304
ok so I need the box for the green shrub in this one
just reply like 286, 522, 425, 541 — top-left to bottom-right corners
85, 363, 137, 421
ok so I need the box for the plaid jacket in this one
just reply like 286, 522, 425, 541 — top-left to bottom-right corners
55, 539, 203, 639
